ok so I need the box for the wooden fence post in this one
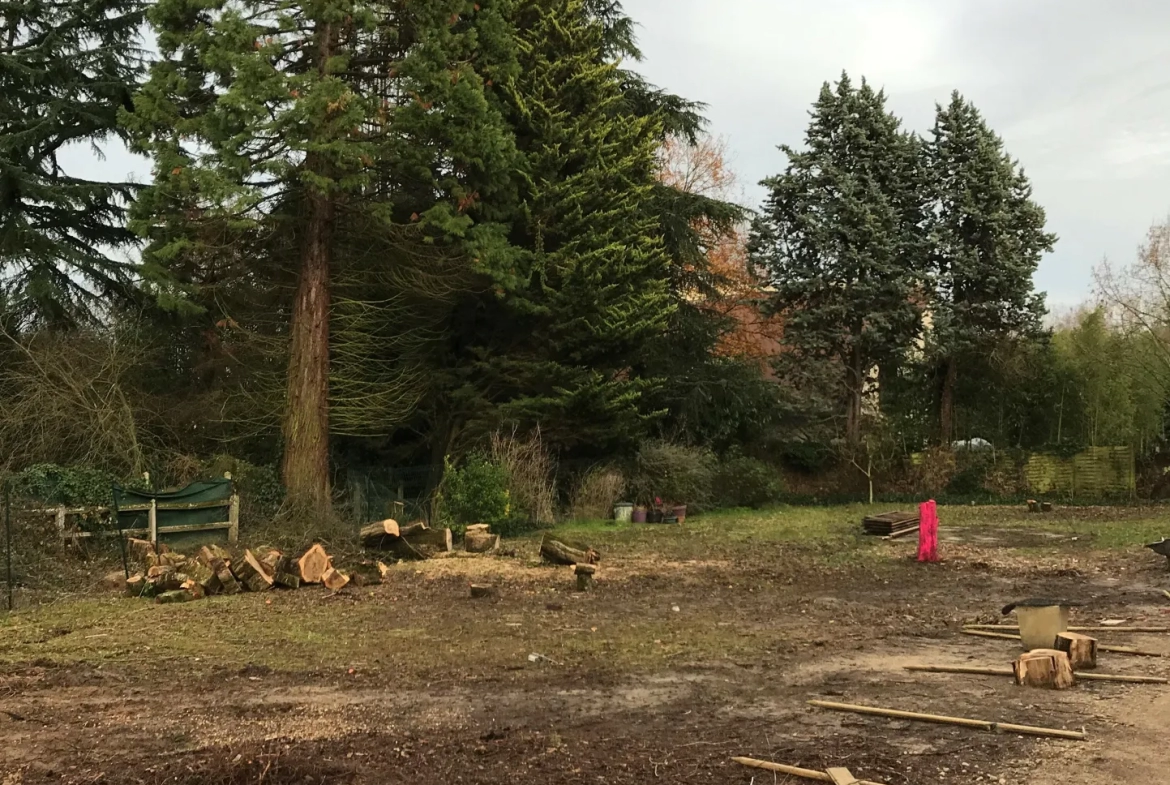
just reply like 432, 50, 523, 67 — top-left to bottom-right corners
55, 506, 66, 540
148, 499, 158, 547
228, 494, 239, 543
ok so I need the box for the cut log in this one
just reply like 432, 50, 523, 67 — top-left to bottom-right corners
322, 567, 350, 592
254, 546, 284, 575
464, 531, 500, 554
470, 583, 496, 598
146, 565, 186, 593
465, 524, 490, 534
826, 769, 859, 785
273, 571, 301, 589
185, 561, 221, 595
214, 561, 241, 595
347, 561, 383, 587
231, 550, 274, 592
391, 538, 427, 561
181, 579, 206, 600
159, 551, 188, 568
1055, 632, 1098, 670
197, 544, 232, 568
1014, 649, 1075, 689
128, 538, 156, 559
406, 526, 452, 556
154, 590, 192, 605
125, 573, 148, 598
398, 521, 428, 538
297, 544, 331, 584
360, 519, 401, 549
540, 535, 600, 566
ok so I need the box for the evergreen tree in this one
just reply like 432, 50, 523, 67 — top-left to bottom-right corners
926, 92, 1056, 444
750, 73, 929, 445
128, 0, 518, 509
0, 0, 146, 326
453, 0, 673, 453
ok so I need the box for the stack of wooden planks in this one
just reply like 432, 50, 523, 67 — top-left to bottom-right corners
862, 510, 919, 537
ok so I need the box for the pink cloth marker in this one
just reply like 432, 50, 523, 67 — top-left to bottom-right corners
917, 499, 938, 562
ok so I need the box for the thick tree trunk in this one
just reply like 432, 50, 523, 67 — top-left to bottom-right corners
281, 176, 334, 512
282, 18, 337, 513
939, 356, 956, 446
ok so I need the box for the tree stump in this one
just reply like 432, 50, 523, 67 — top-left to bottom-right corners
1055, 632, 1098, 670
297, 544, 331, 584
1014, 649, 1075, 689
125, 573, 148, 598
465, 531, 500, 554
470, 583, 496, 598
360, 519, 401, 549
575, 563, 596, 592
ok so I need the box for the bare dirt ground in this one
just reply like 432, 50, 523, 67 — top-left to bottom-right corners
2, 505, 1170, 784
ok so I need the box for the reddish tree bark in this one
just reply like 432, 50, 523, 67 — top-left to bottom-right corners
281, 179, 333, 511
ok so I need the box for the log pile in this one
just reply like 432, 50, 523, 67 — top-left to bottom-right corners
123, 540, 350, 601
120, 517, 501, 603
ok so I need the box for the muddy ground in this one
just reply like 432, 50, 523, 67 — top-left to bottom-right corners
2, 506, 1170, 784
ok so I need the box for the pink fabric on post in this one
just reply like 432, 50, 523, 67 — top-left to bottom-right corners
917, 499, 938, 562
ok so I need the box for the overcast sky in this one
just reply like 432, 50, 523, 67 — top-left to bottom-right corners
72, 0, 1170, 309
625, 0, 1170, 308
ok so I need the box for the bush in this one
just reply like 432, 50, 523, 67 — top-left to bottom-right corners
779, 440, 835, 474
489, 427, 556, 525
628, 441, 715, 509
713, 452, 783, 509
438, 453, 537, 536
569, 465, 627, 521
10, 464, 125, 507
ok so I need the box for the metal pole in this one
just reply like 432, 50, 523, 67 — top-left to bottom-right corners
4, 478, 13, 612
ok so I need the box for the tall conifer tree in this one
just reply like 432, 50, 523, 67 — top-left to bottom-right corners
0, 0, 146, 326
129, 0, 517, 509
926, 92, 1056, 444
750, 73, 929, 445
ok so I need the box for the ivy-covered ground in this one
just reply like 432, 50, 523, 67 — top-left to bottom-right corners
2, 504, 1170, 784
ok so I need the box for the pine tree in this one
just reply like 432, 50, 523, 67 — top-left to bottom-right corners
927, 92, 1056, 444
462, 0, 673, 452
750, 73, 929, 445
128, 0, 518, 509
0, 0, 146, 326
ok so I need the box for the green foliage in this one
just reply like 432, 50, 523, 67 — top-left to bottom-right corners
448, 0, 673, 453
628, 441, 715, 508
925, 92, 1057, 442
713, 451, 783, 509
439, 453, 512, 532
9, 464, 132, 507
750, 72, 929, 445
0, 0, 146, 326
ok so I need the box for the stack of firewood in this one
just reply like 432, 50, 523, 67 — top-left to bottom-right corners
123, 518, 476, 604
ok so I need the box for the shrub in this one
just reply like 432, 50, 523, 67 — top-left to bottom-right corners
713, 452, 783, 509
489, 427, 556, 525
438, 453, 536, 535
628, 441, 715, 509
10, 464, 123, 507
779, 440, 835, 474
569, 465, 627, 521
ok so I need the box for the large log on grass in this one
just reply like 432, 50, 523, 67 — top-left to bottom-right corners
406, 526, 452, 555
540, 535, 600, 566
398, 521, 428, 538
347, 561, 384, 587
297, 544, 331, 584
360, 519, 401, 549
1014, 649, 1075, 689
